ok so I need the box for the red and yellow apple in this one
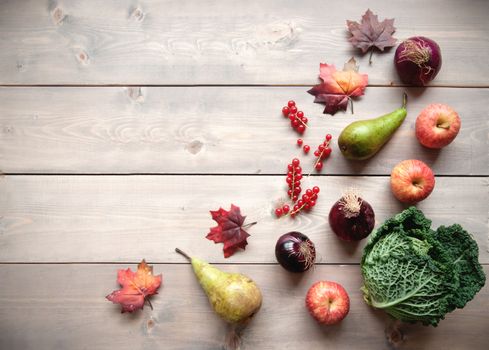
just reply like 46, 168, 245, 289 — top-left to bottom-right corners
390, 159, 435, 203
415, 104, 461, 149
305, 281, 350, 325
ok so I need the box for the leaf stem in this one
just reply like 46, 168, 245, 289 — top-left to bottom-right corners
369, 48, 374, 65
145, 297, 154, 310
350, 98, 354, 114
242, 221, 257, 229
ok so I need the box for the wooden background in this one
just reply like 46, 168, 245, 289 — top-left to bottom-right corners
0, 0, 488, 349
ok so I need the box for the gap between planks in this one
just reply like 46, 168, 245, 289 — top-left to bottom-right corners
1, 84, 489, 88
0, 262, 487, 266
2, 173, 488, 178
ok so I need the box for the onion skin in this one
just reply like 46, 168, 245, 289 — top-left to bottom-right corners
329, 198, 375, 241
275, 232, 316, 273
394, 36, 442, 86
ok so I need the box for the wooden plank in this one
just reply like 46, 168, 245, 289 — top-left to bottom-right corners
0, 0, 488, 86
0, 175, 487, 264
0, 264, 487, 350
0, 87, 487, 175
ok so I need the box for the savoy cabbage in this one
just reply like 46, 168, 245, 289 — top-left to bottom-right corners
361, 207, 485, 326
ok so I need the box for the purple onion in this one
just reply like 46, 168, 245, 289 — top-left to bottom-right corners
275, 232, 315, 273
329, 190, 375, 241
394, 36, 442, 86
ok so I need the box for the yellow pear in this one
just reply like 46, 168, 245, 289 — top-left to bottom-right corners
176, 248, 262, 324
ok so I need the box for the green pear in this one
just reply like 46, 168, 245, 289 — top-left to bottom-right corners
176, 248, 262, 324
338, 93, 408, 160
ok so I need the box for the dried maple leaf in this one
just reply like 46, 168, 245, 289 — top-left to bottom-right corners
347, 9, 397, 63
106, 260, 162, 313
206, 204, 256, 258
308, 57, 368, 115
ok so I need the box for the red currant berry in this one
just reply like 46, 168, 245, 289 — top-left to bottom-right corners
282, 106, 290, 116
311, 193, 318, 200
297, 125, 305, 133
288, 100, 296, 108
297, 199, 304, 207
326, 134, 332, 141
305, 203, 311, 210
301, 117, 308, 124
315, 161, 323, 171
309, 200, 316, 207
306, 189, 313, 196
313, 150, 320, 157
275, 208, 283, 217
295, 173, 303, 180
290, 106, 298, 114
294, 180, 301, 187
294, 186, 301, 194
303, 145, 310, 153
323, 148, 332, 157
297, 111, 304, 118
302, 194, 310, 202
286, 177, 292, 184
293, 204, 299, 212
287, 164, 293, 171
292, 158, 300, 166
295, 166, 302, 173
287, 189, 293, 196
318, 144, 325, 152
282, 205, 290, 213
291, 119, 300, 128
312, 186, 320, 193
292, 195, 298, 202
297, 138, 303, 146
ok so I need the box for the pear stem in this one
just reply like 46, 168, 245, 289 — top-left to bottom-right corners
175, 248, 191, 261
402, 93, 408, 108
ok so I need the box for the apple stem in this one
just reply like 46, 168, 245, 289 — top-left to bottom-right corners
437, 122, 450, 129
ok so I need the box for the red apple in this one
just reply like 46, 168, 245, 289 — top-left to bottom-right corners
390, 159, 435, 203
305, 281, 350, 325
415, 104, 461, 149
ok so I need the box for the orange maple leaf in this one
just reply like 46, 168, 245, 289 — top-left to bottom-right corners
106, 260, 162, 313
308, 57, 368, 115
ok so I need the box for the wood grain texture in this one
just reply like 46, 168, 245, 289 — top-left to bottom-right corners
1, 86, 487, 175
1, 175, 487, 264
0, 264, 487, 350
1, 0, 488, 85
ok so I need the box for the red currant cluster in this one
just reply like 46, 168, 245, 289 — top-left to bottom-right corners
286, 158, 302, 201
275, 158, 302, 217
290, 186, 320, 217
313, 134, 333, 171
282, 100, 308, 134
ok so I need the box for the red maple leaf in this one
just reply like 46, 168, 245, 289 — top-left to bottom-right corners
347, 9, 397, 63
308, 57, 368, 115
206, 204, 255, 258
106, 260, 162, 313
